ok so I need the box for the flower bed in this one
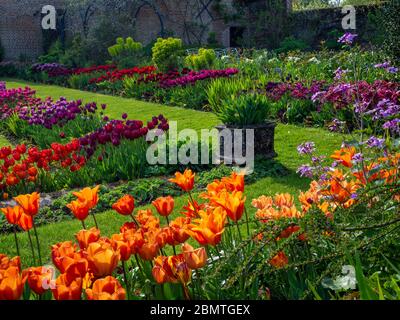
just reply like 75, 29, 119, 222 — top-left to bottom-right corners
0, 81, 169, 197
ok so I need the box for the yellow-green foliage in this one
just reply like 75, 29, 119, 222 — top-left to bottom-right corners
108, 37, 143, 57
152, 38, 184, 72
185, 48, 216, 71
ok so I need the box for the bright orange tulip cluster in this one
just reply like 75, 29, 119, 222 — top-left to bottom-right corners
0, 170, 250, 300
67, 186, 100, 222
0, 255, 23, 300
252, 193, 303, 222
179, 171, 247, 246
1, 192, 40, 231
48, 231, 124, 300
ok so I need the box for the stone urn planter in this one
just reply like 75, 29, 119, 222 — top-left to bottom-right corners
215, 121, 277, 164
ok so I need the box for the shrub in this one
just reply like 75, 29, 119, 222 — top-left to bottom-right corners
108, 37, 143, 68
37, 40, 65, 64
276, 36, 309, 53
216, 93, 271, 126
185, 48, 216, 71
68, 73, 96, 90
152, 38, 184, 72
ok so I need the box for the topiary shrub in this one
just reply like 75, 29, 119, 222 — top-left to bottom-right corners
185, 48, 216, 71
152, 37, 184, 72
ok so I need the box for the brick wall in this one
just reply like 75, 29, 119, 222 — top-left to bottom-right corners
0, 0, 65, 61
0, 0, 290, 61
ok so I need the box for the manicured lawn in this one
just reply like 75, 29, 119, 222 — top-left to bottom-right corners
0, 79, 344, 264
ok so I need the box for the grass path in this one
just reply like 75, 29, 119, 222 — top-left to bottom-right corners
0, 79, 344, 263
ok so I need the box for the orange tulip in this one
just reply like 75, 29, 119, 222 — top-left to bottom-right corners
186, 207, 227, 246
66, 200, 90, 221
0, 266, 23, 300
152, 256, 170, 284
86, 241, 120, 278
17, 212, 33, 231
331, 147, 356, 168
51, 273, 82, 300
22, 266, 55, 295
86, 276, 126, 300
321, 170, 359, 208
72, 186, 100, 210
51, 241, 77, 271
169, 169, 195, 192
170, 217, 191, 244
156, 227, 174, 248
221, 172, 245, 192
201, 180, 226, 200
181, 200, 204, 218
252, 195, 273, 210
274, 193, 294, 208
269, 251, 289, 269
112, 195, 135, 216
136, 209, 160, 230
152, 196, 175, 217
111, 234, 131, 261
58, 253, 89, 281
299, 181, 321, 213
76, 228, 101, 250
0, 255, 21, 272
120, 222, 137, 233
278, 225, 307, 242
1, 206, 23, 225
138, 230, 160, 261
152, 254, 191, 285
123, 229, 145, 255
182, 243, 207, 269
13, 192, 40, 217
212, 191, 246, 222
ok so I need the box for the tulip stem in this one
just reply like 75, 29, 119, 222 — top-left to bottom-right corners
165, 216, 177, 256
81, 220, 86, 230
130, 214, 139, 227
182, 283, 191, 300
134, 255, 145, 277
27, 230, 36, 264
13, 227, 20, 257
91, 212, 99, 229
244, 207, 251, 237
33, 222, 43, 265
236, 221, 243, 242
122, 261, 130, 300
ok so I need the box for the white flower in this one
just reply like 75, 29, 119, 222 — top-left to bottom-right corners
287, 56, 300, 62
221, 55, 230, 61
308, 57, 321, 64
268, 57, 279, 63
244, 58, 254, 64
